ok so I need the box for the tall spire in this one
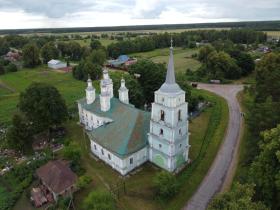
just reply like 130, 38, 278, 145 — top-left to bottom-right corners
159, 38, 182, 93
165, 38, 176, 84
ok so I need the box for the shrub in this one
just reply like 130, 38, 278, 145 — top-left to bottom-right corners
5, 63, 18, 72
77, 175, 92, 189
153, 171, 179, 200
83, 190, 116, 210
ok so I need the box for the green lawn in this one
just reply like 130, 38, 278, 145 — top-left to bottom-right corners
130, 48, 201, 72
0, 66, 85, 124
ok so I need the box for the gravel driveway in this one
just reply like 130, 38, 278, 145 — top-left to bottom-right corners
184, 84, 243, 210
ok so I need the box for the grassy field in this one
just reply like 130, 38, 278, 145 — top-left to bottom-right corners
130, 47, 201, 72
0, 66, 85, 124
264, 31, 280, 38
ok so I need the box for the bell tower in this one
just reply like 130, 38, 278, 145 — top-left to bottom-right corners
148, 39, 190, 172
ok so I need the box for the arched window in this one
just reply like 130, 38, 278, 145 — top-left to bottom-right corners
178, 110, 182, 121
160, 129, 163, 135
160, 110, 165, 121
179, 128, 182, 135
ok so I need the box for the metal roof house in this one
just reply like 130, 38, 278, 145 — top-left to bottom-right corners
77, 40, 190, 175
48, 59, 67, 69
108, 55, 136, 68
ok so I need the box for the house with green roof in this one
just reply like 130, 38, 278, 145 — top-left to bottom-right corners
77, 40, 190, 175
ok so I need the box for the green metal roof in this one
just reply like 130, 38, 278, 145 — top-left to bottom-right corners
78, 96, 150, 158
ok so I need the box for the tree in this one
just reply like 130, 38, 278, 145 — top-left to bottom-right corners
229, 50, 255, 76
0, 64, 4, 75
198, 45, 215, 63
67, 41, 82, 60
5, 63, 18, 72
84, 61, 102, 80
248, 97, 280, 135
6, 114, 33, 153
72, 63, 85, 81
88, 49, 106, 66
128, 60, 165, 104
153, 171, 179, 199
63, 144, 84, 174
18, 83, 68, 133
111, 73, 145, 108
40, 42, 59, 64
77, 175, 92, 189
90, 39, 102, 50
249, 125, 280, 209
22, 43, 40, 68
63, 144, 81, 164
73, 60, 103, 81
205, 51, 241, 80
208, 183, 268, 210
83, 190, 116, 210
57, 41, 82, 61
0, 38, 9, 56
255, 53, 280, 103
248, 53, 280, 135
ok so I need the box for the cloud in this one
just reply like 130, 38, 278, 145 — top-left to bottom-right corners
0, 0, 279, 29
0, 0, 92, 18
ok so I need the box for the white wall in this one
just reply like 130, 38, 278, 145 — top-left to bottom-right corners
78, 105, 112, 130
90, 140, 148, 175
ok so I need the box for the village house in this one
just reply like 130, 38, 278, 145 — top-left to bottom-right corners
32, 160, 77, 207
107, 54, 137, 69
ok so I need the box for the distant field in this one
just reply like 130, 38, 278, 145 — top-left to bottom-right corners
130, 47, 201, 72
264, 31, 280, 37
18, 27, 231, 37
63, 38, 117, 47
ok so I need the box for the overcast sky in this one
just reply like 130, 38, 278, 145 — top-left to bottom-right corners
0, 0, 279, 29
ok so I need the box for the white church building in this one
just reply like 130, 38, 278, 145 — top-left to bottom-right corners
77, 42, 190, 175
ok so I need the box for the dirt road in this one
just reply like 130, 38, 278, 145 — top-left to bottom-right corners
184, 84, 243, 210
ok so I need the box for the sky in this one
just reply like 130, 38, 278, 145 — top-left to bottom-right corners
0, 0, 279, 29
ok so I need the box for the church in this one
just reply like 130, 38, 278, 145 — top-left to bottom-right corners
77, 42, 190, 175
